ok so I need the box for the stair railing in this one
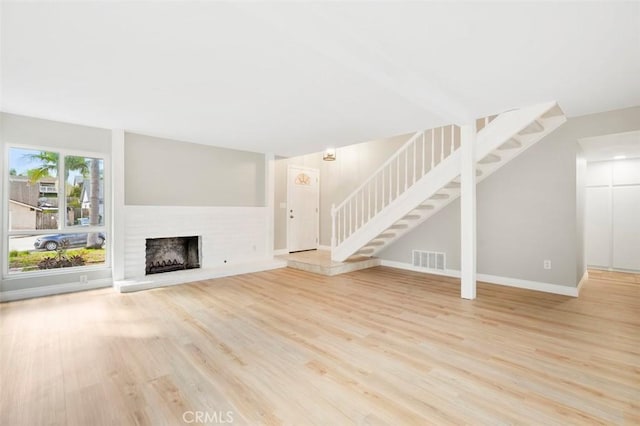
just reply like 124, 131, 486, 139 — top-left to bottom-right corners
331, 124, 460, 251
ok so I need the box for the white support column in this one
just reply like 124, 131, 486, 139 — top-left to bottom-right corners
264, 153, 275, 258
460, 123, 477, 300
111, 129, 126, 283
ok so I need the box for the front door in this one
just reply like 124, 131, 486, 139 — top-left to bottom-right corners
287, 165, 319, 252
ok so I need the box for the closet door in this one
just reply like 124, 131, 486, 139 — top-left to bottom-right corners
612, 186, 640, 270
585, 187, 611, 269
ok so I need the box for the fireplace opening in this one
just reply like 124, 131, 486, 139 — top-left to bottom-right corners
145, 236, 200, 275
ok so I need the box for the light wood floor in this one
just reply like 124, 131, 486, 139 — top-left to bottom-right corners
1, 267, 639, 425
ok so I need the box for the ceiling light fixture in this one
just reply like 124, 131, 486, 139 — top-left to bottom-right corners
323, 148, 336, 161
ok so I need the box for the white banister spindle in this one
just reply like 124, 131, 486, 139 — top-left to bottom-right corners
368, 182, 372, 220
348, 200, 352, 236
421, 132, 426, 176
388, 164, 392, 204
331, 204, 336, 249
375, 173, 379, 213
403, 148, 407, 191
440, 127, 444, 162
342, 208, 345, 241
450, 124, 455, 153
381, 168, 385, 206
413, 139, 417, 184
431, 129, 435, 169
361, 190, 364, 225
396, 156, 400, 198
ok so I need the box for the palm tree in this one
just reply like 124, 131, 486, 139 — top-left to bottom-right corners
26, 152, 89, 182
25, 152, 103, 248
86, 159, 103, 248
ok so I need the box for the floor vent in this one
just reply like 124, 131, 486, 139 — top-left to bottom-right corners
412, 250, 446, 271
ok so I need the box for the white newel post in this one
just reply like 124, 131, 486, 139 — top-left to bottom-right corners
460, 123, 477, 300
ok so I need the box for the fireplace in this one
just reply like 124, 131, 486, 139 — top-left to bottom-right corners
145, 236, 200, 275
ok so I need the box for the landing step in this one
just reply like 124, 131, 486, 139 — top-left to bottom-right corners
283, 250, 381, 276
518, 120, 544, 135
498, 138, 522, 150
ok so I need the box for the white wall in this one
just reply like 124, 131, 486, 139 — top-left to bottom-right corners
125, 132, 265, 207
585, 158, 640, 271
1, 113, 113, 298
274, 133, 411, 250
1, 113, 276, 300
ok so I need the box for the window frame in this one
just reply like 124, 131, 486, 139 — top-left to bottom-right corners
3, 143, 111, 277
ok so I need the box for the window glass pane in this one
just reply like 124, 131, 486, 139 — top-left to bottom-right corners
8, 148, 59, 231
65, 156, 104, 227
9, 234, 107, 274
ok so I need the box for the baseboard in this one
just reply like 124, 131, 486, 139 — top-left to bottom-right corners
115, 258, 287, 293
380, 260, 579, 297
0, 278, 113, 302
587, 265, 640, 274
577, 270, 589, 294
317, 245, 331, 251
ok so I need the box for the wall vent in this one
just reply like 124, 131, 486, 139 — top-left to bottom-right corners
412, 250, 446, 271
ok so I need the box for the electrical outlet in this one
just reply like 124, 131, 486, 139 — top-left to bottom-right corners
79, 275, 88, 284
543, 260, 551, 270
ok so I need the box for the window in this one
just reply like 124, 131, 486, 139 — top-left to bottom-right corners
5, 147, 108, 275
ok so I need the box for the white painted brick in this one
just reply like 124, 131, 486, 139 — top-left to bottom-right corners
124, 206, 267, 279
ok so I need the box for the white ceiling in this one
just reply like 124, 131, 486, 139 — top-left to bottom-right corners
579, 130, 640, 162
1, 1, 639, 157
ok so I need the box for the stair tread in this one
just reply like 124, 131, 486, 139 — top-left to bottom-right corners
541, 104, 563, 118
478, 154, 501, 164
389, 223, 409, 229
415, 204, 435, 210
430, 194, 450, 200
357, 248, 375, 254
518, 120, 544, 135
498, 138, 522, 150
378, 233, 395, 238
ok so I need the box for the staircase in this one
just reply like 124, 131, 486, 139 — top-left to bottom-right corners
331, 101, 566, 262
